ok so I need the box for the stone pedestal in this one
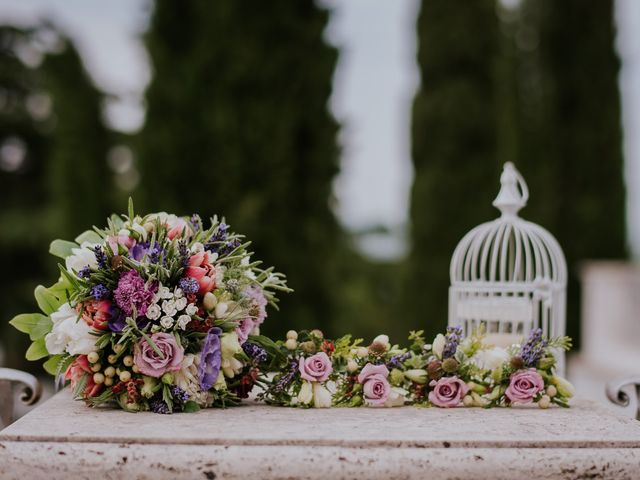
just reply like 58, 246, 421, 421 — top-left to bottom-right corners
1, 390, 639, 479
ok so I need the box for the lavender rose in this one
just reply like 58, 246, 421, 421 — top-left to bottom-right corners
506, 369, 544, 404
299, 352, 333, 382
134, 333, 184, 378
357, 363, 390, 407
428, 376, 469, 408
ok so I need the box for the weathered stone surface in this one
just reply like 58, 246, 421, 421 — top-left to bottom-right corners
1, 390, 639, 479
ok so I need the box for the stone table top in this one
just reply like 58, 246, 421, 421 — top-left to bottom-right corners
1, 389, 639, 479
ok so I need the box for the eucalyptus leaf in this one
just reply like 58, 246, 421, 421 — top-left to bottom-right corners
75, 230, 102, 245
26, 338, 49, 361
34, 285, 63, 315
49, 239, 78, 259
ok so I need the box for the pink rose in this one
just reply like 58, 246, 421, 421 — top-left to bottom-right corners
357, 363, 390, 406
107, 234, 135, 255
134, 333, 184, 378
165, 217, 192, 240
299, 352, 333, 382
185, 251, 217, 294
506, 369, 544, 404
428, 376, 469, 407
65, 355, 102, 398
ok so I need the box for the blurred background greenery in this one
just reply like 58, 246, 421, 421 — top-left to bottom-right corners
0, 0, 633, 374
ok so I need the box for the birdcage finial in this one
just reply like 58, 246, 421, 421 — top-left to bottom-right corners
493, 162, 529, 217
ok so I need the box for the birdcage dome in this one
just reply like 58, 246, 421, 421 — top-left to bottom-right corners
448, 162, 568, 374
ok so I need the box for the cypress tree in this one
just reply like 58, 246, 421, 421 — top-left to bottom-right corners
405, 0, 502, 338
507, 0, 627, 345
40, 33, 113, 238
136, 1, 343, 336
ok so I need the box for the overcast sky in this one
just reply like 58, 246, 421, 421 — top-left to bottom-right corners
0, 0, 637, 259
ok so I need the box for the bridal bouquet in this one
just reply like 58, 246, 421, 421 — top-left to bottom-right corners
10, 201, 290, 413
262, 327, 573, 409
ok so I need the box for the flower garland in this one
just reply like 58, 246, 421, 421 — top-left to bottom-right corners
10, 204, 574, 413
260, 328, 574, 409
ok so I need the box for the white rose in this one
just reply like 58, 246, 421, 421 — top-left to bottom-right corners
432, 334, 446, 359
64, 242, 98, 274
162, 300, 177, 316
177, 314, 191, 330
146, 304, 162, 320
471, 347, 510, 371
297, 381, 313, 405
185, 304, 198, 316
174, 297, 187, 311
312, 383, 333, 408
45, 303, 96, 356
160, 316, 174, 329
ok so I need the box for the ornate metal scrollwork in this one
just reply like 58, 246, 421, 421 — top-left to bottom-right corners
606, 376, 640, 420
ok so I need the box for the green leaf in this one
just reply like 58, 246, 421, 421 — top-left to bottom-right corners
26, 339, 49, 361
9, 313, 49, 335
49, 239, 78, 259
34, 285, 63, 315
75, 230, 102, 244
183, 401, 201, 413
128, 197, 135, 219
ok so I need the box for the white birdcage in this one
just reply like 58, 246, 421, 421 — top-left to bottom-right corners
448, 162, 567, 373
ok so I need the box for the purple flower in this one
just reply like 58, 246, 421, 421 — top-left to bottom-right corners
243, 342, 267, 364
90, 284, 110, 300
521, 328, 547, 367
236, 318, 255, 345
178, 277, 199, 295
387, 352, 410, 369
107, 305, 126, 332
93, 245, 108, 269
243, 285, 268, 326
443, 326, 463, 359
198, 327, 222, 391
149, 397, 171, 414
78, 267, 91, 279
129, 242, 149, 261
113, 269, 157, 317
170, 385, 189, 405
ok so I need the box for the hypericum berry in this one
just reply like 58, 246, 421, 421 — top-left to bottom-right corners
119, 371, 132, 382
123, 355, 134, 367
286, 330, 298, 341
104, 377, 114, 387
442, 358, 459, 373
93, 373, 105, 384
427, 359, 443, 380
90, 363, 102, 373
299, 341, 316, 354
285, 338, 297, 350
510, 356, 525, 370
104, 367, 116, 378
108, 354, 117, 364
113, 344, 123, 354
87, 352, 99, 364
